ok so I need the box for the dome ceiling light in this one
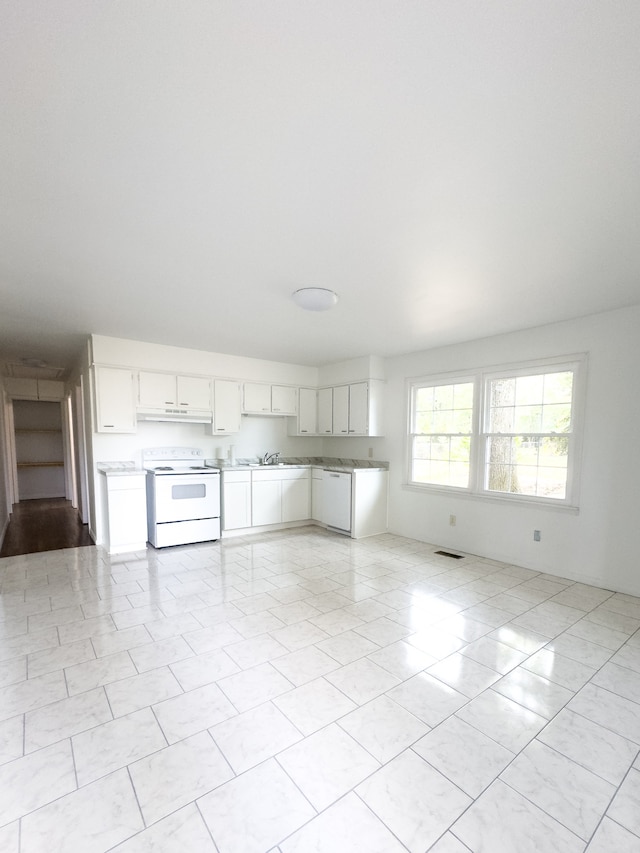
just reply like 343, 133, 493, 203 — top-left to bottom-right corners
291, 287, 339, 311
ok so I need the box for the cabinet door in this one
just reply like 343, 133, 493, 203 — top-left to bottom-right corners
223, 481, 251, 530
176, 376, 211, 409
271, 385, 297, 415
317, 388, 333, 434
212, 380, 241, 434
138, 372, 176, 407
243, 383, 271, 413
282, 476, 310, 522
297, 388, 317, 434
348, 382, 369, 435
311, 475, 323, 521
251, 480, 281, 525
332, 385, 349, 435
95, 367, 136, 433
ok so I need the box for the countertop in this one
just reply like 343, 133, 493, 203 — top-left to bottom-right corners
215, 463, 388, 474
97, 462, 145, 476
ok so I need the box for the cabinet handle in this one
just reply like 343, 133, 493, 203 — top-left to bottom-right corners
329, 473, 339, 478
165, 401, 174, 405
341, 430, 347, 433
103, 424, 114, 428
216, 428, 226, 431
349, 430, 355, 433
301, 430, 308, 433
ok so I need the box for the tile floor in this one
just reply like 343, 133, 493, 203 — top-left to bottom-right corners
1, 527, 640, 852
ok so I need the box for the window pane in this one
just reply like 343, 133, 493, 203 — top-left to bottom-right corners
543, 371, 573, 405
515, 374, 544, 405
513, 405, 543, 432
415, 387, 434, 411
452, 408, 473, 432
434, 385, 454, 410
541, 403, 572, 433
410, 430, 470, 488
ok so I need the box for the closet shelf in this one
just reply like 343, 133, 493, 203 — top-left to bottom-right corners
17, 461, 64, 468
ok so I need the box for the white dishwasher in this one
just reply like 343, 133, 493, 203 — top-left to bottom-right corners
322, 470, 352, 533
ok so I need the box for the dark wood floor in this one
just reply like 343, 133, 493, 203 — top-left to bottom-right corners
0, 498, 94, 557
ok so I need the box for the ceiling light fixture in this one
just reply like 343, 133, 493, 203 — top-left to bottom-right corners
292, 287, 339, 311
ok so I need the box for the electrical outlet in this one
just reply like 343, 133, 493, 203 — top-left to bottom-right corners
533, 529, 541, 542
449, 514, 456, 527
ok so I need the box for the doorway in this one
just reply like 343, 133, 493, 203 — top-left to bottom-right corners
1, 394, 93, 557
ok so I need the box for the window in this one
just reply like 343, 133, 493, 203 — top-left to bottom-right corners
409, 379, 475, 488
408, 357, 584, 507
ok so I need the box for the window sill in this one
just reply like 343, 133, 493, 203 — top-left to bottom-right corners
401, 482, 580, 514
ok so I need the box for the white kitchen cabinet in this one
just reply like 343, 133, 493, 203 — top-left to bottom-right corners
243, 382, 297, 415
251, 468, 310, 526
177, 375, 211, 409
289, 387, 317, 436
271, 385, 297, 415
243, 382, 272, 413
332, 385, 350, 435
99, 471, 147, 554
251, 477, 282, 526
4, 378, 64, 401
320, 381, 384, 437
282, 475, 310, 522
311, 467, 323, 521
94, 366, 137, 433
351, 469, 388, 538
222, 470, 251, 530
138, 371, 211, 410
317, 387, 333, 435
347, 382, 369, 435
210, 379, 241, 434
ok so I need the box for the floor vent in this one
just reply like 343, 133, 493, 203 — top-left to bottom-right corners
434, 550, 464, 560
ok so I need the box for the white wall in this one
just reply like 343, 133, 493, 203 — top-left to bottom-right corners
0, 391, 11, 546
91, 335, 319, 386
368, 305, 640, 596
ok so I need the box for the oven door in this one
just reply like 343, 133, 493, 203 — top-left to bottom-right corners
152, 472, 220, 523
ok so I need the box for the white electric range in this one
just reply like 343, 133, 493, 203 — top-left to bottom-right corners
143, 447, 221, 548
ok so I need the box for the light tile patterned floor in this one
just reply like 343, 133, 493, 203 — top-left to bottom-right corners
1, 527, 640, 852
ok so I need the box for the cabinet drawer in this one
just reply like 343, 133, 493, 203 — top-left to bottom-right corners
223, 470, 251, 483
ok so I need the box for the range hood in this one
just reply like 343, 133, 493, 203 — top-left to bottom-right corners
136, 407, 213, 424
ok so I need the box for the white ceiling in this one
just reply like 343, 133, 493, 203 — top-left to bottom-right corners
1, 1, 639, 376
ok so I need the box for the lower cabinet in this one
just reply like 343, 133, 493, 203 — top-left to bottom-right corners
100, 472, 147, 554
251, 468, 310, 526
222, 470, 252, 530
311, 467, 323, 521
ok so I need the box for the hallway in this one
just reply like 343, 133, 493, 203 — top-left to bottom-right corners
0, 498, 93, 557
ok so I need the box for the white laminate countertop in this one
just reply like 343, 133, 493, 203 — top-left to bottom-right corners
97, 462, 145, 476
216, 464, 387, 474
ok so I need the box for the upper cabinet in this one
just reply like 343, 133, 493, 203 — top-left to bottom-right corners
317, 387, 333, 435
297, 388, 318, 435
322, 381, 384, 437
243, 382, 297, 416
210, 379, 241, 434
4, 378, 64, 402
138, 371, 211, 410
94, 366, 137, 433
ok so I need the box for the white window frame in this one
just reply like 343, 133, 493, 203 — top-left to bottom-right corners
407, 373, 479, 492
406, 354, 586, 510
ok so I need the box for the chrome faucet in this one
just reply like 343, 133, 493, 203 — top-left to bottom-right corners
262, 451, 280, 465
